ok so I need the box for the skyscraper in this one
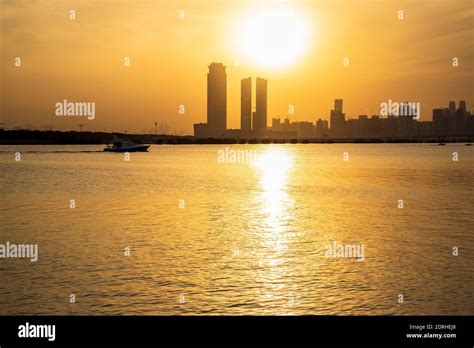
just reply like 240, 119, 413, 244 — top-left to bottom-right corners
448, 101, 457, 134
241, 78, 252, 133
253, 78, 267, 131
433, 108, 450, 136
330, 99, 346, 137
449, 101, 456, 115
335, 99, 343, 113
456, 100, 468, 135
459, 100, 467, 113
207, 63, 227, 137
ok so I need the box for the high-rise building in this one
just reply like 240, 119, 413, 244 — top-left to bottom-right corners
459, 100, 467, 113
449, 101, 456, 115
241, 78, 252, 132
254, 78, 268, 131
272, 117, 281, 130
334, 99, 343, 113
433, 108, 450, 136
330, 99, 346, 137
207, 63, 227, 137
316, 119, 329, 137
455, 104, 467, 135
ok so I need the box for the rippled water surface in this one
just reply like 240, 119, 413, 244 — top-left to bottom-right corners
0, 144, 473, 315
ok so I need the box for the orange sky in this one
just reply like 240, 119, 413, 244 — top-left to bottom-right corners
1, 0, 473, 134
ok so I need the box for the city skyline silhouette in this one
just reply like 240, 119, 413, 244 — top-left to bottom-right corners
1, 1, 472, 134
194, 62, 474, 139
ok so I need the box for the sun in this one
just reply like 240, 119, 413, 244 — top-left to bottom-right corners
236, 6, 311, 69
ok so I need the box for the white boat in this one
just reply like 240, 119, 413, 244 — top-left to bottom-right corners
104, 137, 150, 152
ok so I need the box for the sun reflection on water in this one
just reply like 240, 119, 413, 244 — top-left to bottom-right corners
253, 147, 294, 230
253, 147, 293, 191
251, 147, 296, 311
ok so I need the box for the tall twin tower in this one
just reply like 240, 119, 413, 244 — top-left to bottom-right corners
200, 62, 267, 138
241, 76, 267, 133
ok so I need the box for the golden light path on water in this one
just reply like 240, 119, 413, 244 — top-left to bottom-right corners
251, 148, 296, 314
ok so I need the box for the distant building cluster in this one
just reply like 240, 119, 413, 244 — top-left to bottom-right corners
433, 101, 473, 137
194, 62, 474, 139
326, 99, 474, 139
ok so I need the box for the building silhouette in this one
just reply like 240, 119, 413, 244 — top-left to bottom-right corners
335, 99, 343, 113
433, 100, 473, 137
241, 78, 252, 133
194, 63, 473, 139
207, 63, 227, 137
253, 78, 268, 131
316, 119, 329, 137
330, 99, 346, 137
194, 63, 227, 138
449, 101, 456, 115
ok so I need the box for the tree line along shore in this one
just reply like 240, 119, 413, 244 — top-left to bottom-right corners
0, 129, 472, 145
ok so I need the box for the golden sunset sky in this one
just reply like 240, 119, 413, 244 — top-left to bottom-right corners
1, 0, 473, 134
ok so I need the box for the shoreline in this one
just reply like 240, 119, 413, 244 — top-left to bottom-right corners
1, 130, 473, 145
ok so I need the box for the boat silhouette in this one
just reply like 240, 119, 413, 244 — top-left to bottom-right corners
104, 137, 150, 152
